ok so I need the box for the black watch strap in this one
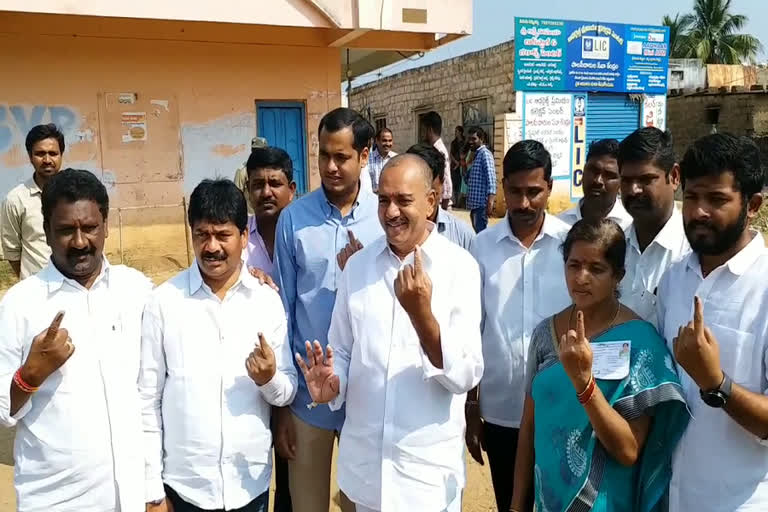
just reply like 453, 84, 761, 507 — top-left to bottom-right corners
700, 372, 732, 408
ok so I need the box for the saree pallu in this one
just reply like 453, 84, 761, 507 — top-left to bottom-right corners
531, 320, 690, 512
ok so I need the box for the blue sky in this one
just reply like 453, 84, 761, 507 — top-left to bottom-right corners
353, 0, 766, 86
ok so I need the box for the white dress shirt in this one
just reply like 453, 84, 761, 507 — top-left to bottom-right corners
620, 207, 690, 326
657, 232, 768, 512
434, 138, 453, 205
359, 165, 374, 195
0, 260, 152, 512
558, 197, 633, 232
139, 263, 297, 510
472, 213, 572, 427
328, 229, 483, 511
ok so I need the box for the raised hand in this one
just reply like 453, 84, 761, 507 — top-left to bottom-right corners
295, 340, 340, 404
247, 267, 279, 292
558, 310, 593, 393
245, 333, 276, 386
21, 311, 74, 388
336, 230, 364, 271
394, 245, 432, 317
673, 296, 723, 390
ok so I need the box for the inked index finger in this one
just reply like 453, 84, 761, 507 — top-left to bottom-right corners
576, 310, 586, 341
45, 311, 65, 341
347, 230, 358, 246
693, 296, 704, 336
258, 332, 271, 354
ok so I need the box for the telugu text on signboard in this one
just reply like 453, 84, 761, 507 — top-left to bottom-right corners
515, 17, 669, 94
523, 93, 573, 178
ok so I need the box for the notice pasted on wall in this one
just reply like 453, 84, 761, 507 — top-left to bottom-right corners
523, 93, 573, 178
121, 112, 147, 142
642, 94, 667, 131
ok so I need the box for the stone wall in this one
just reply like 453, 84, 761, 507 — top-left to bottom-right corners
667, 91, 768, 159
349, 41, 516, 153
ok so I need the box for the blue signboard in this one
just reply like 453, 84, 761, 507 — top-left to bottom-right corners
514, 17, 669, 94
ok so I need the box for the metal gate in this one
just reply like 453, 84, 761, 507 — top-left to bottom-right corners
586, 93, 641, 148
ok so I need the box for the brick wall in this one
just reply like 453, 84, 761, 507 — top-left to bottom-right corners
349, 41, 516, 153
667, 92, 768, 158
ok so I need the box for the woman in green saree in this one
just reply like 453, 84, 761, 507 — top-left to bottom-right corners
509, 219, 690, 512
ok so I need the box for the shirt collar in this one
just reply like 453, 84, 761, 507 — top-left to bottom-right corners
572, 197, 627, 221
248, 215, 261, 236
25, 176, 42, 196
188, 260, 261, 296
627, 207, 683, 253
379, 222, 439, 266
45, 256, 111, 294
686, 230, 765, 277
496, 212, 560, 244
319, 183, 376, 220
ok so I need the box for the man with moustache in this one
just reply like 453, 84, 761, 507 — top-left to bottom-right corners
657, 133, 768, 512
296, 154, 483, 512
618, 127, 690, 325
367, 128, 397, 193
466, 140, 571, 512
244, 147, 296, 274
406, 143, 475, 252
141, 179, 297, 512
235, 137, 268, 214
273, 108, 381, 512
0, 169, 153, 512
559, 138, 633, 231
2, 124, 66, 278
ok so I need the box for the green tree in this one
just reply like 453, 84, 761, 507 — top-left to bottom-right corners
663, 14, 693, 58
674, 0, 762, 64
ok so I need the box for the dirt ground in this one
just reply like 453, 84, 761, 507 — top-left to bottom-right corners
0, 211, 499, 512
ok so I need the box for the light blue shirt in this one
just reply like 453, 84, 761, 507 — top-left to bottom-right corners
274, 185, 383, 431
435, 207, 475, 253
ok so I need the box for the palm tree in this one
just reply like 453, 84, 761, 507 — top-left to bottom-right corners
662, 14, 693, 58
677, 0, 762, 64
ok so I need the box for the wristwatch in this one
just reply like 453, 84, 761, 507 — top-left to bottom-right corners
700, 372, 732, 408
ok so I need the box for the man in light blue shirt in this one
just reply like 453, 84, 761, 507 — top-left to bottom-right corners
273, 108, 381, 512
406, 143, 475, 253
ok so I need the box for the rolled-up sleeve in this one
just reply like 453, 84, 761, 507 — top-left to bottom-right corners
138, 298, 167, 502
257, 291, 297, 407
421, 258, 484, 394
328, 271, 353, 412
484, 150, 497, 196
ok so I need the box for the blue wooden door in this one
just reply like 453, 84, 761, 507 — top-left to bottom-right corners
257, 102, 308, 194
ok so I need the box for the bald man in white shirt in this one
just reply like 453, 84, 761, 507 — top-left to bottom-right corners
296, 154, 483, 512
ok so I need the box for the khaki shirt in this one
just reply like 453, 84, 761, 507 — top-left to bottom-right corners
234, 164, 254, 215
1, 177, 51, 279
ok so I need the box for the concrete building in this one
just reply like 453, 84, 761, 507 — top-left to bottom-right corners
350, 41, 516, 153
668, 59, 708, 91
0, 0, 472, 221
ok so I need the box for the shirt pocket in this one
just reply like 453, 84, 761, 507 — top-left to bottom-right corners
708, 322, 758, 387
